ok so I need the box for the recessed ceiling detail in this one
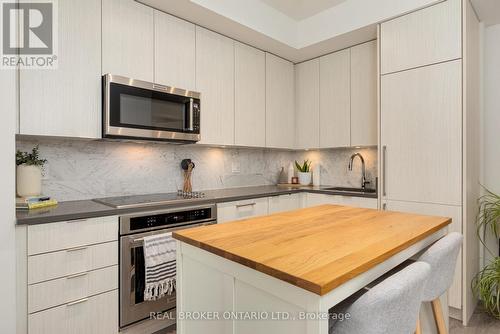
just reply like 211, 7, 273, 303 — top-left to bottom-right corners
261, 0, 348, 20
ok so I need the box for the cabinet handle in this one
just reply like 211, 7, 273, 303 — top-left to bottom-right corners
382, 145, 387, 197
66, 298, 89, 306
66, 272, 88, 280
66, 246, 88, 252
66, 219, 87, 224
236, 203, 256, 208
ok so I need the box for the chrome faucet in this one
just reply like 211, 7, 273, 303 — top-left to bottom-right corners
348, 153, 370, 189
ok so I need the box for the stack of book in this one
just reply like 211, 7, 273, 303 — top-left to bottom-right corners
16, 196, 58, 210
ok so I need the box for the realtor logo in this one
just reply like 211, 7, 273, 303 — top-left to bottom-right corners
1, 0, 58, 68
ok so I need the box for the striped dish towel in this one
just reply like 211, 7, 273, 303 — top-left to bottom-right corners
143, 232, 176, 301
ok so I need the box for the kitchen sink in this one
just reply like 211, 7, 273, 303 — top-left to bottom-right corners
323, 187, 377, 194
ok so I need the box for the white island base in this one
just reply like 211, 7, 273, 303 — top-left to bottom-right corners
176, 228, 448, 334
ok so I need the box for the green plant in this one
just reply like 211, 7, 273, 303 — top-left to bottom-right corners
295, 160, 311, 173
472, 186, 500, 319
16, 145, 47, 167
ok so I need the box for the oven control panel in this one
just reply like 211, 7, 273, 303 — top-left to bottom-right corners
128, 207, 214, 232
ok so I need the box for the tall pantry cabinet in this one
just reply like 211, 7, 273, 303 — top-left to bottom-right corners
379, 0, 480, 325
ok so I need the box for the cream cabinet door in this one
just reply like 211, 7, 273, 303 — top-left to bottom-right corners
154, 11, 195, 91
217, 198, 269, 224
19, 0, 101, 138
380, 0, 461, 74
265, 53, 295, 149
234, 42, 266, 147
351, 40, 377, 147
319, 49, 350, 148
295, 59, 320, 149
102, 0, 153, 81
382, 199, 462, 309
196, 27, 235, 145
268, 194, 300, 214
381, 60, 462, 206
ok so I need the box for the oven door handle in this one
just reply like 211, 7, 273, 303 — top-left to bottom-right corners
130, 221, 215, 246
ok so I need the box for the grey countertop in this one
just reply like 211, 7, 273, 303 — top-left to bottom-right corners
16, 185, 377, 225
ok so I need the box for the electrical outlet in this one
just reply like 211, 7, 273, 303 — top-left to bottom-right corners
41, 164, 50, 180
231, 161, 240, 174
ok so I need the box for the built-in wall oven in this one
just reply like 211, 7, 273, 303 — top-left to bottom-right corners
102, 74, 201, 143
119, 204, 217, 328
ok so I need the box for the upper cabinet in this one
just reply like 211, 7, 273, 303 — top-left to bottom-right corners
195, 27, 235, 145
319, 49, 350, 148
234, 42, 266, 147
266, 54, 295, 149
102, 0, 154, 81
380, 0, 461, 74
295, 59, 320, 149
351, 40, 377, 146
154, 11, 196, 91
19, 0, 101, 138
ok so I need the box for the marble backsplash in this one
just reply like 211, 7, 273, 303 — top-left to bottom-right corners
17, 138, 377, 201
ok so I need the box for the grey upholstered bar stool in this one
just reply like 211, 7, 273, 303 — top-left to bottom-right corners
329, 261, 431, 334
415, 232, 463, 334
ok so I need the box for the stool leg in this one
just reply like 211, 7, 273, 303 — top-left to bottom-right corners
415, 317, 422, 334
431, 298, 447, 334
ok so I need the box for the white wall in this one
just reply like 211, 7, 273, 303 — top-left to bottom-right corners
0, 68, 18, 331
482, 23, 500, 258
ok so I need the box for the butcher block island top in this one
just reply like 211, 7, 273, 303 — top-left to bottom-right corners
173, 204, 451, 296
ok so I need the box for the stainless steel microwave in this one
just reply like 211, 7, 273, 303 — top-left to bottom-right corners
102, 74, 201, 143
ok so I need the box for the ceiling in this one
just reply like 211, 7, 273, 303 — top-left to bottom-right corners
260, 0, 348, 20
471, 0, 500, 26
139, 0, 441, 62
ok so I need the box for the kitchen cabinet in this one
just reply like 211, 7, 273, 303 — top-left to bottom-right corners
319, 49, 350, 148
381, 199, 462, 309
28, 290, 118, 334
380, 0, 479, 323
154, 11, 196, 91
102, 0, 154, 82
351, 40, 377, 146
380, 0, 461, 74
295, 59, 320, 149
305, 193, 377, 209
196, 27, 235, 145
234, 42, 266, 147
268, 194, 301, 214
381, 60, 462, 206
19, 0, 101, 138
265, 53, 295, 149
17, 216, 119, 334
217, 198, 269, 223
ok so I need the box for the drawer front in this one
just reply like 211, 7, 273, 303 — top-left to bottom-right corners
217, 197, 268, 223
306, 193, 378, 209
28, 241, 118, 284
28, 289, 118, 334
28, 216, 118, 255
28, 265, 118, 313
268, 194, 300, 214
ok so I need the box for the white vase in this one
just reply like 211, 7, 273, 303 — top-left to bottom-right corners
17, 165, 42, 197
298, 172, 312, 185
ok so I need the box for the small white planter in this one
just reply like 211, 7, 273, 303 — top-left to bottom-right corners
17, 165, 42, 197
297, 172, 312, 185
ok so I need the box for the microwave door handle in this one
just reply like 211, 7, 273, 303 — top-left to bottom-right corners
188, 98, 194, 131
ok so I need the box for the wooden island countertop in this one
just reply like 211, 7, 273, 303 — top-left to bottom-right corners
173, 205, 451, 296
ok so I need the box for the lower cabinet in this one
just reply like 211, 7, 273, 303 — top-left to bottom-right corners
17, 216, 119, 334
305, 193, 378, 209
28, 290, 118, 334
217, 197, 269, 223
381, 199, 463, 309
268, 194, 301, 214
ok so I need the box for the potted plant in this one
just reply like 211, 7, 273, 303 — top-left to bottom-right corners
472, 187, 500, 319
295, 160, 312, 185
16, 145, 47, 197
